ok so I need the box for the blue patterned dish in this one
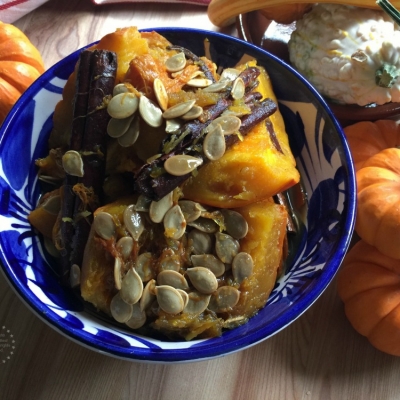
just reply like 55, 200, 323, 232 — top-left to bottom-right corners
0, 28, 356, 363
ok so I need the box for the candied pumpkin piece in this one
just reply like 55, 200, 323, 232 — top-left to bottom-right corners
181, 62, 299, 208
228, 198, 288, 318
93, 26, 149, 83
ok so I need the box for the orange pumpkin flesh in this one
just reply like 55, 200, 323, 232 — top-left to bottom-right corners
337, 240, 400, 356
0, 21, 45, 124
344, 120, 400, 172
355, 148, 400, 259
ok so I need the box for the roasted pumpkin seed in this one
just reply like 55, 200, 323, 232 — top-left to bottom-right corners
116, 236, 134, 260
186, 267, 218, 294
164, 204, 187, 239
188, 229, 213, 255
155, 285, 185, 314
110, 292, 133, 323
207, 115, 241, 135
165, 52, 186, 72
149, 191, 173, 223
178, 200, 205, 223
139, 95, 163, 128
203, 124, 226, 161
70, 264, 81, 288
118, 115, 140, 147
162, 100, 196, 119
157, 270, 189, 290
215, 232, 240, 264
107, 92, 139, 119
220, 209, 248, 239
125, 303, 147, 329
120, 268, 144, 305
183, 291, 211, 314
114, 257, 122, 290
153, 77, 169, 111
140, 279, 156, 312
136, 252, 154, 282
231, 77, 245, 100
181, 105, 203, 120
123, 205, 144, 241
62, 150, 84, 177
163, 155, 203, 176
191, 254, 225, 277
107, 115, 134, 138
232, 252, 254, 283
93, 211, 116, 240
209, 286, 240, 313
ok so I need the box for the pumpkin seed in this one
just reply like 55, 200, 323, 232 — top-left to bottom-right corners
153, 77, 169, 111
186, 267, 218, 294
125, 303, 147, 329
220, 209, 248, 239
165, 52, 186, 72
165, 118, 182, 134
207, 115, 242, 135
62, 150, 84, 177
220, 68, 240, 81
139, 95, 163, 128
164, 204, 187, 240
157, 270, 189, 290
120, 268, 144, 305
188, 229, 213, 255
116, 236, 134, 260
107, 92, 139, 119
118, 115, 140, 147
191, 254, 225, 277
183, 291, 211, 314
231, 77, 245, 100
135, 252, 154, 282
162, 100, 196, 119
113, 83, 134, 97
186, 78, 213, 88
135, 194, 152, 212
123, 205, 144, 241
70, 264, 80, 288
158, 250, 181, 272
188, 217, 218, 233
149, 191, 173, 223
140, 279, 156, 312
155, 285, 185, 314
107, 115, 135, 138
177, 289, 189, 308
178, 200, 205, 223
93, 211, 116, 240
209, 286, 240, 313
202, 79, 229, 92
232, 252, 254, 283
164, 155, 203, 176
110, 292, 133, 323
114, 257, 122, 290
223, 316, 247, 329
181, 105, 203, 120
215, 232, 240, 264
203, 124, 226, 161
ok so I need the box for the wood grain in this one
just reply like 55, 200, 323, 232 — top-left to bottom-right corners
2, 1, 400, 399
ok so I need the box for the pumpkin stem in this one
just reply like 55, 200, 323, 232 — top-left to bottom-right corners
377, 0, 400, 25
375, 62, 400, 88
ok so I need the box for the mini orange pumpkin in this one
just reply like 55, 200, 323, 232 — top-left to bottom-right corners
356, 147, 400, 259
337, 240, 400, 356
0, 21, 45, 124
344, 120, 400, 171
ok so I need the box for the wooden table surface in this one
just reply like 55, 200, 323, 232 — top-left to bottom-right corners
1, 1, 400, 399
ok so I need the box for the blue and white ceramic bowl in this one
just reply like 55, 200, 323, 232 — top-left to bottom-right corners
0, 28, 356, 363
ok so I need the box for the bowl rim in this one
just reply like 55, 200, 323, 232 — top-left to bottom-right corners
0, 27, 356, 363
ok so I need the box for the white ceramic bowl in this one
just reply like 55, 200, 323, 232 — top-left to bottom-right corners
0, 28, 356, 363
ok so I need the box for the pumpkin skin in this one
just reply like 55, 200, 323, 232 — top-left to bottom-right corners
356, 148, 400, 259
337, 240, 400, 356
0, 21, 45, 124
344, 120, 400, 172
